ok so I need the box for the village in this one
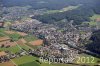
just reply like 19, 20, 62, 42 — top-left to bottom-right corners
0, 20, 43, 65
10, 19, 93, 61
1, 0, 100, 66
0, 17, 100, 66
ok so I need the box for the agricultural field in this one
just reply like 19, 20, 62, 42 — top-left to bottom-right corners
44, 5, 80, 14
19, 61, 39, 66
89, 14, 100, 26
24, 35, 38, 42
12, 55, 38, 65
75, 53, 100, 66
90, 14, 100, 20
0, 45, 21, 53
0, 28, 100, 66
0, 61, 15, 66
0, 28, 7, 37
83, 14, 100, 26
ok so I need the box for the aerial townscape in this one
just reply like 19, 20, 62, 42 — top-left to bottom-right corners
0, 0, 100, 66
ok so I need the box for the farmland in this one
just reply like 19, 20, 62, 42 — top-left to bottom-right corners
0, 45, 21, 53
44, 5, 80, 14
12, 55, 38, 65
89, 14, 100, 26
24, 35, 38, 42
75, 53, 100, 66
19, 61, 39, 66
0, 61, 15, 66
0, 27, 100, 66
0, 28, 77, 66
82, 14, 100, 26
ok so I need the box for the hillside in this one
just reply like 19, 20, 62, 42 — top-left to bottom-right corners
2, 0, 95, 9
86, 30, 100, 54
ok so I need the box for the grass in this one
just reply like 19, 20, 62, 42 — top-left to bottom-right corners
0, 45, 21, 53
89, 14, 100, 26
44, 5, 79, 14
0, 32, 6, 37
0, 28, 7, 37
0, 28, 5, 32
90, 14, 100, 20
88, 21, 96, 26
88, 14, 100, 26
19, 61, 39, 66
40, 63, 76, 66
75, 53, 100, 66
18, 44, 30, 50
25, 43, 40, 49
12, 55, 38, 65
82, 14, 100, 26
83, 21, 96, 26
24, 35, 38, 42
8, 33, 21, 41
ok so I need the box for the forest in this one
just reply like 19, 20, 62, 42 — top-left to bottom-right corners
31, 0, 100, 25
33, 5, 94, 25
86, 30, 100, 54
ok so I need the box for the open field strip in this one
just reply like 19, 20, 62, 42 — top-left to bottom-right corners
0, 31, 36, 66
0, 32, 18, 65
9, 42, 38, 66
0, 61, 16, 66
9, 59, 18, 66
22, 43, 33, 50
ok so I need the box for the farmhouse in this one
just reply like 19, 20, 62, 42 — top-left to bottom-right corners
0, 37, 11, 47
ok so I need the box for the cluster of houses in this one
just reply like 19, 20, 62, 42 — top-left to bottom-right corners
10, 19, 94, 63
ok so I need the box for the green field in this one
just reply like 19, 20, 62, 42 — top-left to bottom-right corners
8, 33, 21, 41
44, 5, 80, 14
82, 14, 100, 26
24, 35, 38, 42
75, 53, 100, 66
18, 44, 30, 50
88, 14, 100, 26
12, 55, 38, 65
0, 45, 21, 53
0, 28, 22, 42
0, 25, 100, 66
19, 61, 39, 66
0, 28, 7, 37
90, 14, 100, 20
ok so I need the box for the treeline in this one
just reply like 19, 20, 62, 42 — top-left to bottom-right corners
3, 0, 94, 10
32, 0, 100, 25
33, 5, 94, 25
86, 30, 100, 54
0, 0, 3, 20
3, 0, 100, 25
